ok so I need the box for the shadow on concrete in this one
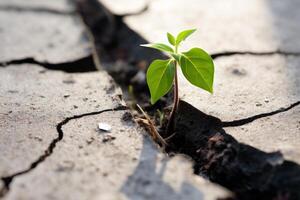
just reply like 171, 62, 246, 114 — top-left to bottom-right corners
266, 0, 300, 96
120, 136, 205, 200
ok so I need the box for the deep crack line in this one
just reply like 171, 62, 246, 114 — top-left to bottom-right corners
0, 5, 76, 15
0, 105, 128, 198
0, 55, 96, 73
222, 101, 300, 127
211, 50, 300, 59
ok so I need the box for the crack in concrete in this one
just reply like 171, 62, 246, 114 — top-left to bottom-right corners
222, 101, 300, 127
0, 5, 76, 15
0, 55, 97, 73
211, 50, 300, 59
0, 105, 127, 198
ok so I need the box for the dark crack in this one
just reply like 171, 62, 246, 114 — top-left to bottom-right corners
166, 100, 300, 200
222, 101, 300, 127
211, 50, 300, 59
0, 55, 97, 73
0, 5, 75, 15
0, 105, 127, 198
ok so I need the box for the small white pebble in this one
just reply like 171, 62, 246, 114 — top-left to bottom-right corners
98, 123, 112, 132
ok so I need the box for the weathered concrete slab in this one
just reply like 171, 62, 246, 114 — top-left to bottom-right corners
124, 0, 300, 52
0, 1, 90, 63
180, 55, 299, 119
0, 64, 122, 177
225, 104, 300, 163
4, 111, 231, 200
0, 65, 231, 199
179, 55, 300, 163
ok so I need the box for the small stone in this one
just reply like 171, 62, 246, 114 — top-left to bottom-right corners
102, 135, 116, 143
256, 103, 262, 107
264, 98, 270, 103
98, 123, 112, 132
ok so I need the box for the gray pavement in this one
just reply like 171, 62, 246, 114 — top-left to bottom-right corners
0, 0, 232, 199
124, 0, 300, 163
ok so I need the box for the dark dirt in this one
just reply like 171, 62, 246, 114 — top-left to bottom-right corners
75, 0, 300, 199
0, 55, 96, 73
77, 0, 170, 112
163, 101, 300, 200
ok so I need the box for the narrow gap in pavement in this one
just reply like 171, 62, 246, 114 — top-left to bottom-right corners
77, 0, 300, 199
0, 55, 96, 73
211, 50, 300, 59
222, 101, 300, 127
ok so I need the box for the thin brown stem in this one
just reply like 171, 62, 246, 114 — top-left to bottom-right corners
166, 61, 179, 135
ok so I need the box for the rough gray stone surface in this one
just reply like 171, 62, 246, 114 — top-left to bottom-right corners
4, 111, 230, 200
0, 64, 231, 199
179, 55, 300, 163
181, 55, 299, 120
125, 0, 300, 52
116, 0, 300, 164
0, 1, 232, 199
0, 64, 122, 177
0, 0, 90, 63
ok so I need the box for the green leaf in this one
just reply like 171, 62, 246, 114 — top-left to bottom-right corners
167, 33, 176, 46
179, 48, 214, 93
176, 29, 196, 46
140, 43, 174, 53
147, 59, 175, 104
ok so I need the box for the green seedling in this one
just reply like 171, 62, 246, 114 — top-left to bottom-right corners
141, 29, 214, 133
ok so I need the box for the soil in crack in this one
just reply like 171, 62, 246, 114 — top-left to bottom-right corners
77, 0, 169, 112
163, 100, 300, 200
76, 0, 300, 199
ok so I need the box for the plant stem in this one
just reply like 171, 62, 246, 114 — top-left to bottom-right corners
166, 60, 179, 135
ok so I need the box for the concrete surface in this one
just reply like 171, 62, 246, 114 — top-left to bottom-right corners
0, 0, 90, 63
0, 64, 122, 177
0, 64, 231, 199
112, 0, 300, 163
125, 0, 300, 53
179, 55, 300, 163
3, 109, 230, 200
0, 0, 232, 199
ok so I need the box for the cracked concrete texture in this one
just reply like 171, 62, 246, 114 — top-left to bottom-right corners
180, 55, 299, 120
106, 0, 300, 163
4, 110, 230, 200
0, 0, 90, 63
0, 64, 231, 199
179, 55, 300, 163
0, 64, 122, 177
0, 0, 232, 198
124, 0, 300, 52
225, 104, 300, 163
